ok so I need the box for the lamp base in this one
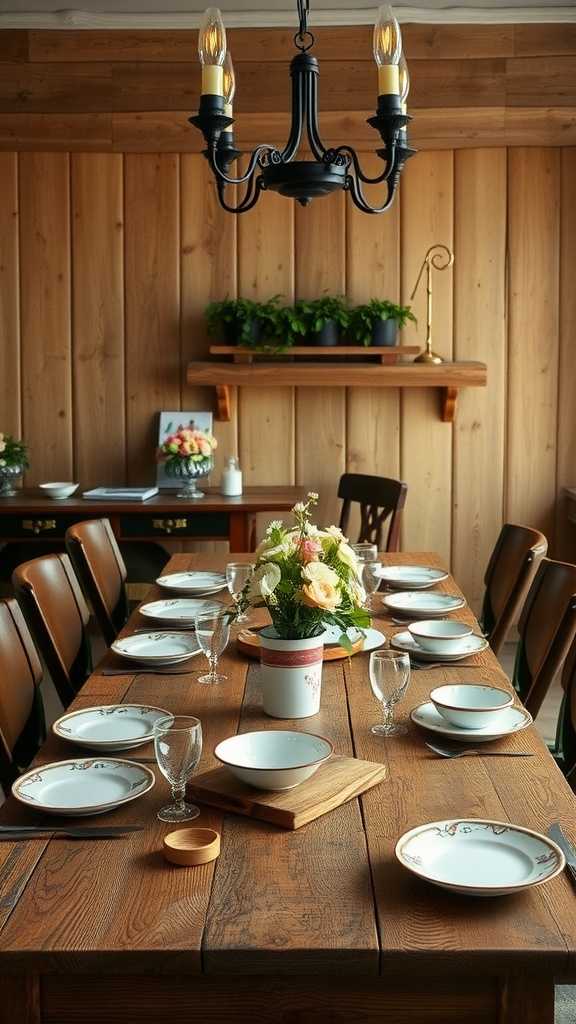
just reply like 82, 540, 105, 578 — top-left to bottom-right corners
414, 349, 444, 365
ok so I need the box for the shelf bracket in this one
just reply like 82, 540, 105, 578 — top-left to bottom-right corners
215, 385, 231, 422
441, 387, 458, 423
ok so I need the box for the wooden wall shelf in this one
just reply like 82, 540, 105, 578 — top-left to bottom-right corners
186, 360, 487, 424
210, 345, 421, 365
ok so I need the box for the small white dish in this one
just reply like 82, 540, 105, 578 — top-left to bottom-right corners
391, 630, 488, 662
429, 684, 514, 730
410, 700, 532, 741
214, 730, 333, 791
408, 619, 473, 654
111, 632, 200, 666
377, 566, 448, 591
156, 571, 227, 596
12, 758, 155, 816
383, 591, 466, 618
53, 704, 170, 752
396, 818, 564, 896
139, 598, 223, 624
39, 481, 79, 500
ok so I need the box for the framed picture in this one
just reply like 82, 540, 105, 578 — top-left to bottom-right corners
156, 411, 214, 490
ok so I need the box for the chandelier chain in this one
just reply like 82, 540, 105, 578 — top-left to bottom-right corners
294, 0, 314, 51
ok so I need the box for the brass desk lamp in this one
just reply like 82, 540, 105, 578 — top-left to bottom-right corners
410, 243, 454, 365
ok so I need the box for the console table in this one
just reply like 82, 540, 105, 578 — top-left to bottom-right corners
0, 487, 308, 555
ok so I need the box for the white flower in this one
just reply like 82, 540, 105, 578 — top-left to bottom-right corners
247, 562, 281, 603
266, 520, 283, 535
302, 561, 339, 588
324, 525, 344, 540
337, 541, 362, 576
307, 491, 319, 501
293, 502, 305, 514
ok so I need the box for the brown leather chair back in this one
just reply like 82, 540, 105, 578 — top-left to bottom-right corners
0, 598, 46, 789
338, 474, 407, 552
66, 518, 128, 646
12, 553, 91, 708
482, 523, 548, 655
513, 558, 576, 717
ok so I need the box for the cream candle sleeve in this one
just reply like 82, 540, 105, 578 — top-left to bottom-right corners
202, 65, 224, 96
378, 65, 400, 95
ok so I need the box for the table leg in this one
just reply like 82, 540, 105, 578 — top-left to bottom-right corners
0, 975, 41, 1024
229, 512, 250, 553
499, 975, 554, 1024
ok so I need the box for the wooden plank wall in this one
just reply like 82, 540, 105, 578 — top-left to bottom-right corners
0, 25, 575, 608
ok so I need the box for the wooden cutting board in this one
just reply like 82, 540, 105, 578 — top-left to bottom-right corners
236, 628, 364, 661
188, 755, 386, 830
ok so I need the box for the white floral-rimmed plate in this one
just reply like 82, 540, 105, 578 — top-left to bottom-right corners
155, 571, 226, 595
383, 592, 466, 618
12, 758, 155, 816
53, 704, 170, 752
410, 700, 532, 741
390, 630, 488, 661
377, 566, 449, 590
395, 818, 564, 896
139, 598, 223, 624
111, 632, 201, 665
320, 624, 386, 653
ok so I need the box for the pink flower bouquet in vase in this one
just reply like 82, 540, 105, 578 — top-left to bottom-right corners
157, 426, 217, 500
238, 493, 370, 719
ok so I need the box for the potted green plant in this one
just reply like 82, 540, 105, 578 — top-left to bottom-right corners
205, 298, 242, 346
0, 432, 29, 496
350, 299, 417, 347
296, 296, 351, 347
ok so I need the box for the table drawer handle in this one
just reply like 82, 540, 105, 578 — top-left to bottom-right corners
152, 518, 188, 534
22, 519, 57, 535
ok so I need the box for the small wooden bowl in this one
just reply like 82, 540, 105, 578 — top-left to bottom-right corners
163, 827, 221, 867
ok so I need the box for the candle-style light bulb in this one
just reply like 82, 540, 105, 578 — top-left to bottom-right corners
399, 52, 410, 113
198, 7, 227, 96
373, 4, 402, 95
222, 51, 236, 116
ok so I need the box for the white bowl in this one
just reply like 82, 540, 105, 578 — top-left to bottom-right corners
407, 619, 472, 654
214, 730, 333, 791
429, 684, 514, 730
39, 482, 79, 500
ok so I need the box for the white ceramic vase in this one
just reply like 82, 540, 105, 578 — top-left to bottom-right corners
259, 628, 324, 719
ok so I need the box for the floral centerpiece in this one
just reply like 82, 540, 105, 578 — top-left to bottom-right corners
157, 426, 217, 500
0, 433, 29, 496
240, 493, 371, 719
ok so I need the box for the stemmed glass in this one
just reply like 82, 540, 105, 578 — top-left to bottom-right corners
194, 608, 231, 684
226, 562, 253, 623
352, 543, 378, 563
362, 560, 382, 611
153, 715, 203, 822
369, 650, 411, 737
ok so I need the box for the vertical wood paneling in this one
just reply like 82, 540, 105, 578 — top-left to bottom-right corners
346, 154, 401, 541
295, 190, 346, 527
19, 152, 71, 483
237, 187, 294, 521
72, 153, 124, 487
507, 148, 560, 540
124, 153, 180, 485
452, 149, 507, 611
180, 156, 237, 481
0, 153, 20, 438
556, 147, 576, 560
400, 150, 454, 563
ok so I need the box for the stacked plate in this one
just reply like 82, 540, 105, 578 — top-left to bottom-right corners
156, 571, 227, 596
53, 704, 169, 752
383, 591, 465, 619
390, 629, 488, 663
139, 597, 223, 626
410, 697, 532, 742
377, 565, 448, 591
321, 623, 387, 654
111, 631, 201, 667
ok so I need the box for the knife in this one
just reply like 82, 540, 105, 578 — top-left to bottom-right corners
0, 824, 144, 834
548, 822, 576, 888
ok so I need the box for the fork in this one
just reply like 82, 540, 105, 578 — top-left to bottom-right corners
425, 741, 533, 759
411, 660, 486, 671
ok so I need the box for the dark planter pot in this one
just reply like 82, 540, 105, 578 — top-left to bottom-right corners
239, 318, 263, 347
313, 319, 340, 347
371, 319, 398, 347
222, 320, 238, 346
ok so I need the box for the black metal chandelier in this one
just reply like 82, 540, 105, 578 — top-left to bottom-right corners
190, 2, 415, 214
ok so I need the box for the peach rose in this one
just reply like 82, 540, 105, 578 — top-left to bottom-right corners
301, 580, 342, 613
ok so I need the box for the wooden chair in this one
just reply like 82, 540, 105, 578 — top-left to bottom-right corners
480, 523, 548, 656
12, 552, 92, 709
551, 639, 576, 782
0, 598, 46, 791
337, 474, 407, 552
512, 558, 576, 718
66, 518, 129, 646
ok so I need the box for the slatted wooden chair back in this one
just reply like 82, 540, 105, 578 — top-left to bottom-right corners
481, 523, 548, 656
66, 518, 129, 646
337, 474, 407, 552
0, 598, 46, 791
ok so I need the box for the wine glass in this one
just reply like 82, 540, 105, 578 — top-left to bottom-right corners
369, 650, 410, 737
362, 561, 382, 611
153, 715, 203, 822
352, 542, 378, 564
226, 562, 253, 623
194, 608, 231, 684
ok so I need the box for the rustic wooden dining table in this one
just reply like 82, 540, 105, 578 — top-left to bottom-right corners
1, 551, 576, 1024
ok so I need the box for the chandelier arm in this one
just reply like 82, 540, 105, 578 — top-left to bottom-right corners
209, 142, 276, 187
305, 71, 329, 162
346, 170, 398, 215
280, 59, 305, 162
216, 173, 264, 214
329, 144, 397, 185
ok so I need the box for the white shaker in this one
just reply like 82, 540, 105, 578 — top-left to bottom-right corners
221, 456, 243, 496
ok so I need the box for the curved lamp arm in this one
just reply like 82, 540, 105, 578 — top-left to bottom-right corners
216, 172, 265, 214
346, 171, 396, 215
208, 142, 277, 187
